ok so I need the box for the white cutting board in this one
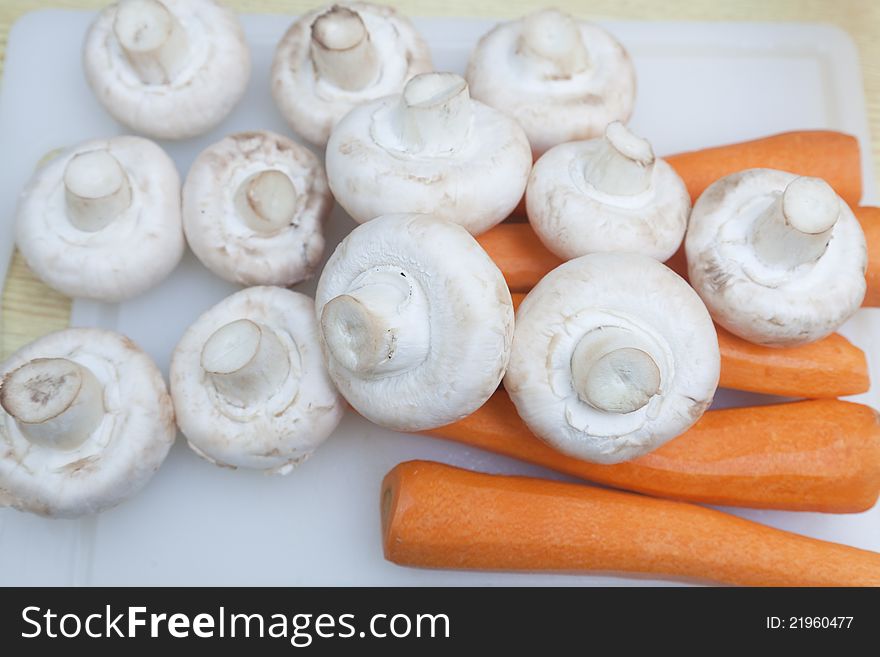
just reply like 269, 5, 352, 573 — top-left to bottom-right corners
0, 10, 878, 586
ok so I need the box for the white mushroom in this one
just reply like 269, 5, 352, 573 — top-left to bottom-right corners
504, 253, 719, 464
527, 121, 690, 261
0, 328, 175, 517
686, 169, 867, 346
325, 72, 532, 235
466, 9, 636, 156
315, 214, 514, 431
271, 2, 432, 147
15, 136, 183, 302
170, 286, 343, 473
83, 0, 251, 140
182, 131, 332, 287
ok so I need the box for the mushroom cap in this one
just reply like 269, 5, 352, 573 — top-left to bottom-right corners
526, 138, 691, 261
271, 2, 432, 147
15, 136, 184, 302
0, 328, 175, 517
170, 286, 343, 472
182, 131, 332, 287
83, 0, 251, 140
315, 214, 514, 431
465, 13, 636, 156
504, 253, 719, 464
325, 94, 532, 235
685, 168, 867, 346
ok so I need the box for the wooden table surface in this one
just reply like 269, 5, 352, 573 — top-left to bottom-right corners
2, 0, 879, 358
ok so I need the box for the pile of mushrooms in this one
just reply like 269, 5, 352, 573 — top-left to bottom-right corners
15, 135, 184, 302
686, 169, 867, 346
183, 131, 332, 287
4, 0, 875, 529
505, 253, 720, 464
527, 121, 690, 261
315, 214, 514, 430
0, 329, 175, 517
466, 9, 636, 156
83, 0, 251, 139
170, 286, 343, 473
326, 72, 532, 235
272, 2, 432, 147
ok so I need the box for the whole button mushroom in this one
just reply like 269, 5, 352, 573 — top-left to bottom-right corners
466, 9, 636, 156
271, 2, 432, 148
527, 122, 691, 262
686, 169, 868, 347
315, 214, 515, 431
504, 253, 720, 464
0, 329, 175, 517
170, 286, 343, 473
15, 136, 183, 302
182, 131, 332, 287
326, 72, 532, 235
83, 0, 251, 140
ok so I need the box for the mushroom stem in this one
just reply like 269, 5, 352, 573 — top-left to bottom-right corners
517, 9, 590, 77
394, 73, 474, 155
234, 170, 299, 234
320, 270, 430, 377
64, 150, 133, 232
583, 122, 655, 196
571, 327, 661, 414
750, 176, 840, 269
310, 5, 380, 92
113, 0, 189, 85
201, 319, 291, 407
0, 358, 104, 450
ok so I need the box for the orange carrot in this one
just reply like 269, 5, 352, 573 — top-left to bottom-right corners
477, 224, 561, 292
716, 324, 868, 397
482, 223, 690, 288
489, 211, 876, 307
509, 292, 868, 399
423, 391, 880, 513
857, 206, 880, 307
666, 130, 862, 206
382, 460, 880, 585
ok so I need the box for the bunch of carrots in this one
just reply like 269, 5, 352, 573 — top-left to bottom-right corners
381, 130, 880, 586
